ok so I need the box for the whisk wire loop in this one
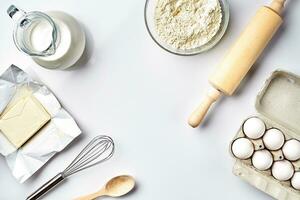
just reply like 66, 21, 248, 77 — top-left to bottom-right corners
63, 135, 114, 177
26, 135, 114, 200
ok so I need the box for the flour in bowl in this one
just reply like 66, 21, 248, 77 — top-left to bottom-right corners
154, 0, 223, 50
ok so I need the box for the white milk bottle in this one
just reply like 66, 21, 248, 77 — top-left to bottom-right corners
7, 5, 85, 69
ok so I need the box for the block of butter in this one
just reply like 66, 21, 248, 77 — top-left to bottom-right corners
0, 65, 81, 183
0, 94, 51, 148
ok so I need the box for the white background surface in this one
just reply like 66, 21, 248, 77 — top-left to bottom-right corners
0, 0, 300, 199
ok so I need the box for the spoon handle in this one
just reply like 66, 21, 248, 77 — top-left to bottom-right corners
74, 189, 105, 200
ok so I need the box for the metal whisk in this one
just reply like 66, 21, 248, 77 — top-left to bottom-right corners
26, 135, 115, 200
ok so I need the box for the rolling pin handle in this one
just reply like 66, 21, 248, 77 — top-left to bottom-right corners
270, 0, 286, 14
188, 87, 222, 128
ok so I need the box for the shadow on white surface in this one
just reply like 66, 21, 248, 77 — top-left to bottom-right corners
67, 24, 96, 71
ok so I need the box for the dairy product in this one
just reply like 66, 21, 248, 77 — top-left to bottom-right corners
7, 6, 85, 69
32, 11, 85, 69
29, 14, 72, 62
0, 94, 50, 148
28, 20, 54, 52
0, 65, 81, 183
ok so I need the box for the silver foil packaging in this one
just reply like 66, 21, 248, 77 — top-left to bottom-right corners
0, 65, 81, 183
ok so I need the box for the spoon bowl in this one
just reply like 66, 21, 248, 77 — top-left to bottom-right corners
75, 175, 135, 200
105, 175, 135, 197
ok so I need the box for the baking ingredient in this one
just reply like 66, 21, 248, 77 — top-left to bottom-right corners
7, 6, 85, 69
33, 11, 85, 69
74, 175, 135, 200
263, 128, 285, 150
27, 135, 114, 200
0, 65, 82, 183
0, 94, 50, 148
29, 20, 54, 52
29, 18, 71, 60
243, 117, 266, 139
282, 139, 300, 161
231, 138, 254, 160
154, 0, 222, 50
252, 150, 273, 171
291, 172, 300, 190
1, 86, 33, 116
271, 160, 294, 181
188, 0, 286, 128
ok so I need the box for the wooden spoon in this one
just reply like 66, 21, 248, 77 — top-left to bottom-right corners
74, 175, 135, 200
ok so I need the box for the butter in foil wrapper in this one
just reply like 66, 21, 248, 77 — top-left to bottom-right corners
0, 65, 81, 183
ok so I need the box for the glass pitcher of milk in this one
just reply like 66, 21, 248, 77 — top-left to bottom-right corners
7, 5, 85, 69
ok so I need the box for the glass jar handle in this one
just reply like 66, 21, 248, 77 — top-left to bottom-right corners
7, 5, 26, 22
7, 5, 58, 57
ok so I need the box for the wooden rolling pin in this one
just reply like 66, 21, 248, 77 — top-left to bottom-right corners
188, 0, 287, 128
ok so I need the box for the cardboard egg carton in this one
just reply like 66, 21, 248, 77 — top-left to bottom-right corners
230, 70, 300, 200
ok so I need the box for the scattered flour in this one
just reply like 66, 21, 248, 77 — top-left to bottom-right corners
154, 0, 223, 50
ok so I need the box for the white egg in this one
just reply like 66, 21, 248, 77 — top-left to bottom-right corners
243, 117, 266, 139
291, 172, 300, 190
271, 160, 294, 181
252, 150, 273, 171
282, 139, 300, 161
231, 138, 254, 160
263, 128, 285, 150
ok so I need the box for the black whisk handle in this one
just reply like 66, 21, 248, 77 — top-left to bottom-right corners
26, 173, 65, 200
